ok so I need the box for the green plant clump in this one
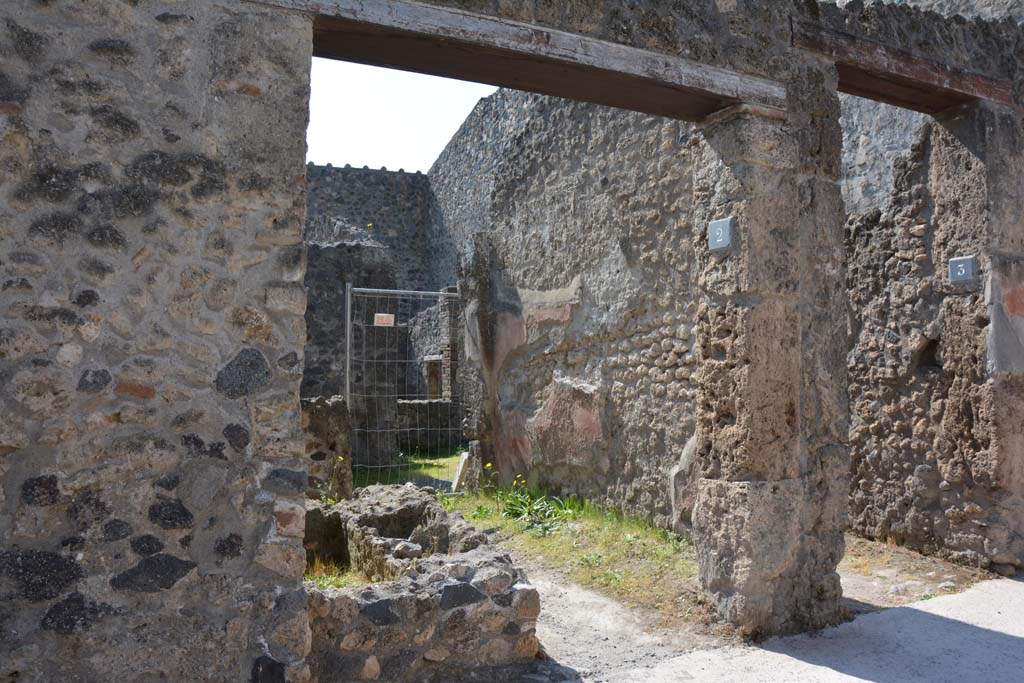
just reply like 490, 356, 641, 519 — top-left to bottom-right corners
446, 473, 698, 618
497, 475, 581, 536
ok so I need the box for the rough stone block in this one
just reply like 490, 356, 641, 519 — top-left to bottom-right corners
692, 477, 842, 635
305, 485, 538, 681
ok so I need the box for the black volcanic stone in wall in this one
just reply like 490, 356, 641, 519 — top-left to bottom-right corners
78, 182, 159, 219
19, 304, 82, 327
215, 348, 271, 398
214, 533, 243, 558
155, 12, 194, 24
361, 598, 400, 626
181, 433, 226, 459
85, 225, 127, 249
76, 368, 111, 393
72, 289, 99, 307
109, 553, 196, 592
250, 655, 286, 683
0, 550, 84, 602
439, 582, 486, 610
2, 277, 31, 292
41, 592, 114, 635
88, 38, 135, 65
381, 651, 419, 681
148, 499, 194, 529
154, 473, 181, 491
61, 536, 85, 551
126, 150, 193, 185
68, 490, 110, 529
101, 519, 133, 542
223, 423, 250, 451
6, 19, 47, 62
21, 475, 61, 506
261, 469, 306, 494
273, 588, 306, 615
130, 535, 164, 556
0, 72, 29, 104
89, 105, 141, 139
29, 211, 82, 245
314, 653, 364, 680
16, 165, 79, 202
79, 257, 114, 279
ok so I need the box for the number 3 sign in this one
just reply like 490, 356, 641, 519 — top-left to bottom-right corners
948, 255, 978, 283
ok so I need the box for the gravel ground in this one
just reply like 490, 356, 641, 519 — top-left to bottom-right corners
489, 539, 1005, 682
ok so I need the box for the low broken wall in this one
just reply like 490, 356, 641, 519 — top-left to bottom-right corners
304, 486, 540, 681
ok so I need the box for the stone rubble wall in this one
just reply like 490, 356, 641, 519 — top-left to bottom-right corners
304, 486, 539, 682
302, 164, 456, 400
305, 164, 450, 292
889, 0, 1024, 20
0, 0, 1019, 676
431, 91, 700, 527
840, 96, 928, 216
302, 396, 354, 501
0, 2, 313, 681
425, 3, 1024, 573
841, 1, 1024, 572
306, 552, 541, 683
845, 122, 1002, 567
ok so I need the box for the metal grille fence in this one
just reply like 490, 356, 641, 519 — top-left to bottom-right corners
346, 285, 467, 492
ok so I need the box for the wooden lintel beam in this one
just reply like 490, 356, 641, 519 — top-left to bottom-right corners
792, 18, 1014, 114
247, 0, 786, 122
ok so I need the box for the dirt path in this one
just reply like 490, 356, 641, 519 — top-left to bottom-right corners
491, 537, 991, 682
526, 567, 725, 681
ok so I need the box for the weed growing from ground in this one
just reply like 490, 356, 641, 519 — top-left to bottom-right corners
447, 485, 698, 619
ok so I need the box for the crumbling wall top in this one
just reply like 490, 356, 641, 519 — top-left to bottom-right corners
815, 0, 1024, 103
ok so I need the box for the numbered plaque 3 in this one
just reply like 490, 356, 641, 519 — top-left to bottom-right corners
948, 255, 978, 284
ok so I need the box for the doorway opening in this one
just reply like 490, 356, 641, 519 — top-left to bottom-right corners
345, 285, 467, 492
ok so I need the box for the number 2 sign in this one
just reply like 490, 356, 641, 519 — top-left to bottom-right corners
708, 216, 735, 252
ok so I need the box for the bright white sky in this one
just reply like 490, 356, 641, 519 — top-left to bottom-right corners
306, 58, 499, 173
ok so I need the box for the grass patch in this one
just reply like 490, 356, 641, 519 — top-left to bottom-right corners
304, 554, 361, 590
447, 488, 700, 620
351, 445, 465, 489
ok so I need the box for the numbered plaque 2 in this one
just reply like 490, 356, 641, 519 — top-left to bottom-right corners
708, 216, 735, 252
948, 255, 978, 283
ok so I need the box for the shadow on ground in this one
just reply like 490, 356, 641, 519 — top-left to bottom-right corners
426, 659, 583, 682
758, 581, 1024, 683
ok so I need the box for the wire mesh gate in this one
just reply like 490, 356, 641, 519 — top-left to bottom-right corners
345, 285, 467, 492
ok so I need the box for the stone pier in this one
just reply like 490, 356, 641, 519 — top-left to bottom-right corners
690, 66, 849, 635
939, 102, 1024, 571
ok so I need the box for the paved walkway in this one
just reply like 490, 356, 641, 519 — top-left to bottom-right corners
611, 578, 1024, 683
